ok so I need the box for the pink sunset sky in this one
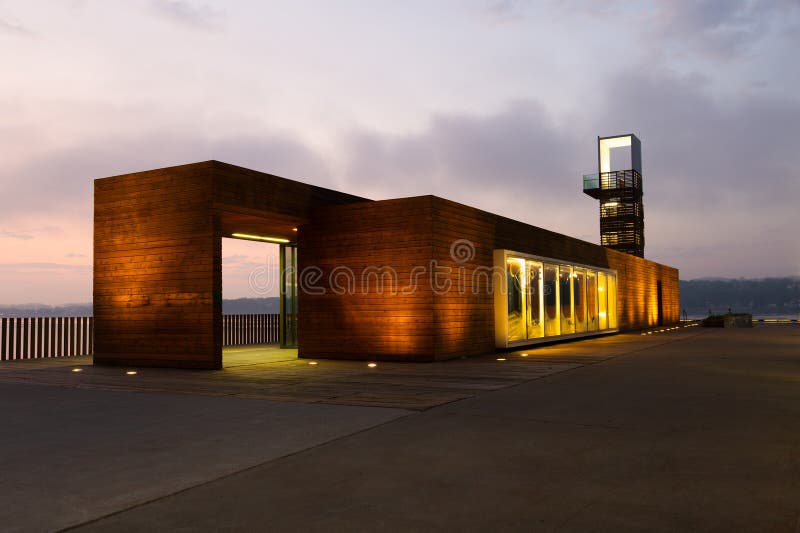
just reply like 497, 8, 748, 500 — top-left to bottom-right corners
1, 0, 798, 305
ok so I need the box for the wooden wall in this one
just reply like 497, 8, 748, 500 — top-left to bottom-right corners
298, 197, 436, 360
429, 197, 678, 359
95, 162, 678, 368
300, 195, 679, 361
94, 162, 219, 368
94, 161, 369, 369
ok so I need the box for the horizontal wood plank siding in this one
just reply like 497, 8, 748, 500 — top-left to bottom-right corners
94, 163, 219, 368
299, 197, 435, 360
300, 195, 678, 361
430, 196, 678, 358
94, 161, 369, 369
95, 161, 678, 367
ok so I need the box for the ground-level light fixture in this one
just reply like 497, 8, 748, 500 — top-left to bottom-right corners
496, 357, 506, 361
71, 368, 83, 372
520, 353, 528, 357
126, 370, 137, 375
367, 362, 377, 368
308, 361, 318, 365
231, 233, 290, 244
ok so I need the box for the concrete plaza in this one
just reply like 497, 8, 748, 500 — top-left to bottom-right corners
1, 325, 798, 532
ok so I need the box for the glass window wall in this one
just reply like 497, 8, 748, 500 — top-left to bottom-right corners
573, 268, 587, 333
587, 270, 598, 332
506, 258, 526, 342
598, 271, 608, 330
607, 273, 617, 329
559, 266, 574, 334
497, 251, 618, 346
526, 261, 544, 339
543, 264, 559, 337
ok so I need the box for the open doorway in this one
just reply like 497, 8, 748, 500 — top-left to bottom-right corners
221, 237, 297, 367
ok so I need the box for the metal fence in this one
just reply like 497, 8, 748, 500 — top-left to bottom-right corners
0, 313, 281, 361
223, 314, 280, 346
0, 317, 93, 361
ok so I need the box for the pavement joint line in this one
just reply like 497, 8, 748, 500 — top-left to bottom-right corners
56, 407, 419, 533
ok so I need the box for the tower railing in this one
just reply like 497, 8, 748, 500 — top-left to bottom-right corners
582, 169, 642, 198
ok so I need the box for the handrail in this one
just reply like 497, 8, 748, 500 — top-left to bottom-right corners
583, 169, 642, 191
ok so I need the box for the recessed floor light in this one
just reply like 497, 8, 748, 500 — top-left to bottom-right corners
308, 361, 318, 365
520, 353, 528, 357
496, 357, 506, 361
367, 362, 377, 368
126, 371, 137, 375
71, 368, 83, 372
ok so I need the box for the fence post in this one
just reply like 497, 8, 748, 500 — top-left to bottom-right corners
82, 317, 88, 355
0, 318, 6, 361
88, 317, 94, 356
42, 317, 50, 358
21, 318, 29, 359
56, 317, 63, 357
35, 317, 43, 359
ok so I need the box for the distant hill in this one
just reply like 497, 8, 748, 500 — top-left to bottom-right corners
2, 282, 798, 319
0, 303, 94, 317
222, 297, 279, 314
680, 277, 800, 317
0, 298, 280, 317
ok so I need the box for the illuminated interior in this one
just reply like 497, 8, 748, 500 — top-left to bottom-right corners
494, 250, 618, 348
599, 134, 640, 174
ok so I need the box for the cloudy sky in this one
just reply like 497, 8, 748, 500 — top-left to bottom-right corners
1, 0, 798, 304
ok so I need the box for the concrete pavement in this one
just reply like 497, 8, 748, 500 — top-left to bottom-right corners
2, 325, 799, 531
0, 384, 410, 532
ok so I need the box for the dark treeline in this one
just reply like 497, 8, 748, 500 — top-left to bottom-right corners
2, 283, 797, 318
0, 303, 94, 317
221, 297, 279, 314
680, 277, 800, 316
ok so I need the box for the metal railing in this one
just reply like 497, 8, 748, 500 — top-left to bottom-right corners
0, 313, 282, 361
0, 316, 93, 361
583, 169, 642, 192
223, 313, 280, 346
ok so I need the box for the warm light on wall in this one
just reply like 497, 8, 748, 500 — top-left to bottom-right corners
231, 233, 290, 243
